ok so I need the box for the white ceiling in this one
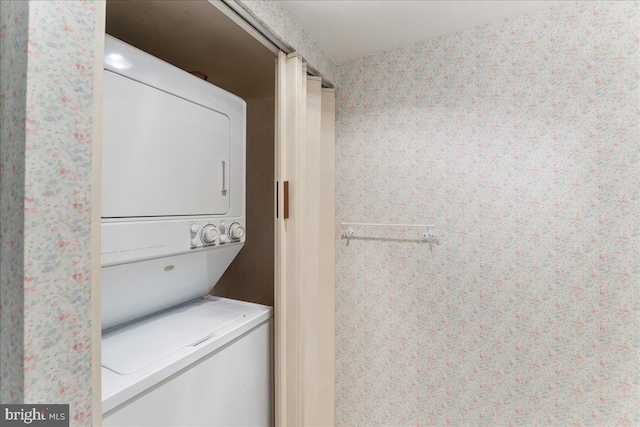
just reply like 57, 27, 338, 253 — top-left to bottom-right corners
280, 1, 565, 64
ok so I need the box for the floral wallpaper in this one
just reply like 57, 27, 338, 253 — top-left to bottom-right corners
238, 0, 339, 86
335, 2, 639, 426
0, 1, 99, 425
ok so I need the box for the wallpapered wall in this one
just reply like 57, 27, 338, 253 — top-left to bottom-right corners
0, 1, 98, 425
335, 2, 639, 426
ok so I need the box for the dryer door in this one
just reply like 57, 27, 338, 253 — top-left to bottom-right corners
102, 70, 231, 218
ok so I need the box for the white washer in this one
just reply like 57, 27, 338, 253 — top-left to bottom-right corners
102, 297, 273, 426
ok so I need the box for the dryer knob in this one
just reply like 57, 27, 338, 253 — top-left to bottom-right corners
200, 224, 218, 244
229, 223, 245, 240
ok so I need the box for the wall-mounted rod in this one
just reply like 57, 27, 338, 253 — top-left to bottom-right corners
341, 222, 435, 228
341, 222, 439, 244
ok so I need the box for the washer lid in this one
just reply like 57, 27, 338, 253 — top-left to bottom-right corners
102, 302, 244, 375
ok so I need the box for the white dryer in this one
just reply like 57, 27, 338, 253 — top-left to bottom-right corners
100, 35, 272, 426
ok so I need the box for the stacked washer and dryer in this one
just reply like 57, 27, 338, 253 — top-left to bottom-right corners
100, 35, 273, 426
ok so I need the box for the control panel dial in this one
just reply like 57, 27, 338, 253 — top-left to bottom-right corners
200, 224, 218, 244
229, 223, 245, 240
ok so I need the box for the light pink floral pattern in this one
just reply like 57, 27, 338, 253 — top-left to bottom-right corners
0, 1, 98, 425
335, 2, 639, 426
239, 0, 339, 86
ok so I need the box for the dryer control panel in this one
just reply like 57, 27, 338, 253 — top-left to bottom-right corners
189, 220, 245, 249
102, 217, 245, 267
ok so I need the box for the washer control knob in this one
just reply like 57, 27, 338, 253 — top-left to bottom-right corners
190, 239, 198, 247
219, 235, 229, 244
200, 224, 218, 244
190, 224, 199, 234
229, 223, 245, 240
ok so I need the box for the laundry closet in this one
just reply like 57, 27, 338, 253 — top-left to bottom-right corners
104, 0, 276, 306
100, 0, 277, 425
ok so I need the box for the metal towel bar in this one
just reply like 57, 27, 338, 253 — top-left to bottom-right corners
341, 222, 435, 228
341, 222, 439, 244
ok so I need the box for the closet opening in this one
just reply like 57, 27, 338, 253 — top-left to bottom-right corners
100, 0, 277, 423
105, 0, 276, 310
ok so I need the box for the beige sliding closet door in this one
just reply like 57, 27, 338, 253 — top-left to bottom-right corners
275, 52, 335, 427
317, 84, 335, 427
